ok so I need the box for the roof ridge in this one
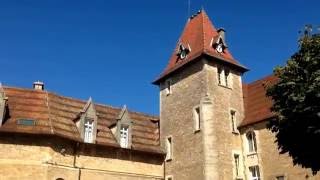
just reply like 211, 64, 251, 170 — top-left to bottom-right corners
247, 74, 276, 85
201, 10, 206, 54
3, 85, 158, 119
3, 85, 47, 94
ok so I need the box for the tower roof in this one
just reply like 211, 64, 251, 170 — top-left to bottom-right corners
153, 10, 248, 85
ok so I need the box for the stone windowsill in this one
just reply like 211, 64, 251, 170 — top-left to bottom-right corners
194, 129, 201, 134
218, 84, 232, 90
232, 130, 240, 135
246, 152, 258, 157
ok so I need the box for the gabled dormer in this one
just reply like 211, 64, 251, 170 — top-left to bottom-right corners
0, 84, 8, 127
211, 28, 228, 54
176, 43, 191, 61
115, 105, 132, 149
75, 97, 98, 143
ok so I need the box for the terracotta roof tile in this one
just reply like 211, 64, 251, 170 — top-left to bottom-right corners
0, 86, 163, 155
153, 10, 248, 84
241, 75, 278, 127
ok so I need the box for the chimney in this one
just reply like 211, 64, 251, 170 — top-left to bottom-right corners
33, 81, 44, 90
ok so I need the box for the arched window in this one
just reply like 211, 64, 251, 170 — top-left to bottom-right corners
246, 131, 257, 152
56, 178, 64, 180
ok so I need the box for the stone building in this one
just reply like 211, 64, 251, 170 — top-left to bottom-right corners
0, 9, 319, 180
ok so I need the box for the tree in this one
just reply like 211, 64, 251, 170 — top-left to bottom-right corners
266, 27, 320, 174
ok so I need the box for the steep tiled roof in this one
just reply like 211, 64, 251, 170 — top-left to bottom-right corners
153, 10, 248, 84
241, 75, 278, 127
0, 86, 163, 154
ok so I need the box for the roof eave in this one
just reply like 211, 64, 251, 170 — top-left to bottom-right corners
152, 53, 249, 85
238, 115, 275, 128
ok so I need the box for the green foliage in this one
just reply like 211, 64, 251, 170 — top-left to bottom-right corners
266, 33, 320, 174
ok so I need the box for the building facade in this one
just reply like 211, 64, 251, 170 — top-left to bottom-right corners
0, 9, 319, 180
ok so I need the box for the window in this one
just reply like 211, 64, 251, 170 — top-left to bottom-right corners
249, 166, 260, 180
218, 67, 223, 85
225, 69, 230, 87
166, 136, 173, 161
230, 110, 238, 133
84, 118, 94, 143
234, 154, 240, 178
17, 119, 35, 126
166, 176, 173, 180
247, 131, 257, 153
217, 67, 231, 88
120, 125, 129, 148
276, 175, 285, 180
177, 44, 190, 60
165, 80, 172, 95
193, 106, 200, 132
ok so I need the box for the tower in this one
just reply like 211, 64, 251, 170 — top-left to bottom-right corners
153, 10, 248, 180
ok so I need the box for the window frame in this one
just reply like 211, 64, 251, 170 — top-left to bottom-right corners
217, 67, 223, 85
165, 175, 173, 180
217, 66, 232, 88
275, 175, 286, 180
119, 124, 130, 148
166, 136, 173, 161
84, 118, 94, 143
165, 79, 172, 96
234, 153, 240, 178
232, 150, 243, 179
224, 68, 230, 87
230, 109, 239, 134
249, 165, 260, 180
193, 105, 201, 132
246, 131, 258, 153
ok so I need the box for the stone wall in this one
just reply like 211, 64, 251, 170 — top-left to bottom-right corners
205, 60, 245, 179
0, 134, 164, 180
240, 121, 320, 180
160, 59, 207, 180
159, 58, 246, 180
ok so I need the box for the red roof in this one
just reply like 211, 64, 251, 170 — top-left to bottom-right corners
241, 75, 278, 127
153, 10, 248, 84
0, 86, 163, 154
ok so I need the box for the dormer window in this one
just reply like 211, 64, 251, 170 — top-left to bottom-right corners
116, 105, 132, 149
216, 42, 224, 53
84, 118, 94, 143
177, 44, 190, 60
120, 125, 129, 148
212, 29, 228, 54
75, 98, 98, 144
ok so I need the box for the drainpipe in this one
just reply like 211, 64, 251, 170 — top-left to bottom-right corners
73, 142, 81, 180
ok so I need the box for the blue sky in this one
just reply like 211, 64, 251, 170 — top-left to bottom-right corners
0, 0, 318, 115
